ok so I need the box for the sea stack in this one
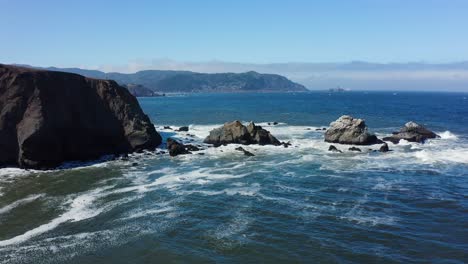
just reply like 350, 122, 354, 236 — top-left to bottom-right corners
0, 64, 162, 169
324, 115, 381, 145
204, 121, 281, 146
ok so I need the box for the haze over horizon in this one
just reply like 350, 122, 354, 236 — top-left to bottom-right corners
2, 0, 468, 91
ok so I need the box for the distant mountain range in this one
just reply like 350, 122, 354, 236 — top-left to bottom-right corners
87, 60, 468, 91
42, 67, 308, 93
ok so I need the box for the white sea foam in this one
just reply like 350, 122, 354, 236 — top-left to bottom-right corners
0, 194, 45, 215
0, 188, 108, 247
438, 131, 458, 140
414, 149, 468, 164
211, 212, 252, 248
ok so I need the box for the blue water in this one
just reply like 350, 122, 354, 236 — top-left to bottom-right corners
0, 91, 467, 263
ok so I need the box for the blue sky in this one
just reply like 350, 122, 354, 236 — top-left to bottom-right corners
1, 0, 468, 68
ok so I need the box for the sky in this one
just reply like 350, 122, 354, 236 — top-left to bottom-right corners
1, 0, 468, 68
1, 0, 468, 91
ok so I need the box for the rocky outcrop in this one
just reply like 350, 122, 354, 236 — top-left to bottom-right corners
382, 122, 439, 144
166, 138, 201, 157
348, 147, 362, 152
235, 147, 255, 156
324, 115, 381, 145
204, 121, 281, 146
328, 145, 342, 153
0, 64, 162, 169
177, 126, 189, 132
379, 143, 390, 152
167, 138, 189, 156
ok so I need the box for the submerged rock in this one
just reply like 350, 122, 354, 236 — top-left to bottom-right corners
324, 115, 381, 145
204, 121, 281, 146
0, 64, 162, 169
379, 143, 390, 152
348, 147, 362, 152
328, 145, 342, 153
382, 121, 439, 144
235, 146, 255, 156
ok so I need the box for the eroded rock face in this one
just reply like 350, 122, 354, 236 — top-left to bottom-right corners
382, 122, 439, 144
203, 121, 281, 146
0, 64, 162, 169
324, 115, 381, 145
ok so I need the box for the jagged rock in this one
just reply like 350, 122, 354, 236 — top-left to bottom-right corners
382, 122, 439, 144
166, 138, 189, 156
246, 122, 281, 145
379, 143, 390, 152
328, 145, 342, 153
163, 126, 172, 130
0, 64, 161, 169
235, 147, 255, 156
186, 145, 200, 152
281, 141, 292, 148
273, 122, 278, 125
204, 121, 281, 146
348, 147, 362, 152
166, 138, 202, 156
325, 115, 381, 145
178, 126, 189, 132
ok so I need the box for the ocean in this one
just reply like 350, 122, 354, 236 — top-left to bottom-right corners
0, 91, 467, 263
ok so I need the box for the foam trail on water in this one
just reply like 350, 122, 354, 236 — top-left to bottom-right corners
0, 194, 45, 215
0, 188, 107, 247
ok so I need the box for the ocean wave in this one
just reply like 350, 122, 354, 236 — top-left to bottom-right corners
0, 194, 45, 215
0, 187, 109, 247
437, 130, 458, 140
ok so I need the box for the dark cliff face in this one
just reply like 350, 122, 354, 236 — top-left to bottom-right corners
0, 64, 162, 169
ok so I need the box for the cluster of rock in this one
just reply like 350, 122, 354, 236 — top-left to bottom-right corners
203, 121, 281, 146
328, 143, 389, 153
382, 122, 439, 144
0, 65, 442, 169
166, 138, 201, 157
0, 64, 162, 169
324, 115, 438, 154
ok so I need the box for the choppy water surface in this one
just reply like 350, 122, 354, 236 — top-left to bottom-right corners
1, 92, 467, 263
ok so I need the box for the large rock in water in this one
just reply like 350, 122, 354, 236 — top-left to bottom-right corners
324, 115, 381, 145
204, 121, 281, 146
0, 64, 162, 169
382, 121, 439, 144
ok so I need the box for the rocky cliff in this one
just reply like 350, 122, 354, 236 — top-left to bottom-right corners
0, 64, 162, 169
